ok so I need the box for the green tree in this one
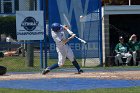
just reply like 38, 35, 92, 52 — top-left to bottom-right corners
0, 16, 16, 39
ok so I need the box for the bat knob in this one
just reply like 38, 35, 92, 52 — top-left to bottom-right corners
84, 42, 87, 44
63, 25, 67, 27
65, 25, 67, 27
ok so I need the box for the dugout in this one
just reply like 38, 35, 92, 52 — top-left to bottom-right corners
109, 14, 140, 53
102, 5, 140, 66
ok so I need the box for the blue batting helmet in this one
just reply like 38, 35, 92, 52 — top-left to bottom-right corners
51, 23, 61, 32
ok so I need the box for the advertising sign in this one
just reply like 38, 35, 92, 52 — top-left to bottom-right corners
16, 11, 44, 40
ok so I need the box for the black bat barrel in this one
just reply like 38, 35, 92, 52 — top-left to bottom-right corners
0, 66, 7, 75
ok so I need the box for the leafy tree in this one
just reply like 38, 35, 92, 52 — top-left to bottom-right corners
0, 16, 16, 39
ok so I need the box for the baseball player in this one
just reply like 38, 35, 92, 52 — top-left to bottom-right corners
42, 23, 83, 74
115, 36, 132, 66
128, 34, 140, 66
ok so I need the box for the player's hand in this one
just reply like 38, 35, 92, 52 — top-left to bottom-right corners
70, 34, 76, 39
68, 34, 76, 40
62, 39, 68, 44
63, 25, 68, 30
61, 34, 76, 44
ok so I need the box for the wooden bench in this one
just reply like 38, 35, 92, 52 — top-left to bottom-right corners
105, 50, 140, 67
105, 56, 133, 67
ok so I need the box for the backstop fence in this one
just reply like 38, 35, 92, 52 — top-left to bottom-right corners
48, 0, 102, 67
0, 0, 102, 72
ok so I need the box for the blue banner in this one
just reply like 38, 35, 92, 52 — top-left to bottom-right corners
48, 0, 101, 58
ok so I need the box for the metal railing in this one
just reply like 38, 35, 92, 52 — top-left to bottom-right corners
102, 0, 140, 6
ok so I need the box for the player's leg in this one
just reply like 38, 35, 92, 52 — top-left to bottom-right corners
115, 54, 123, 65
132, 51, 137, 66
66, 46, 83, 74
42, 51, 66, 75
125, 53, 132, 64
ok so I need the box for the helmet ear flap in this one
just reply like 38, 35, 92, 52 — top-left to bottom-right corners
51, 23, 61, 32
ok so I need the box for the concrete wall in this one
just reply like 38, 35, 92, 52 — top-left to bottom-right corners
102, 15, 110, 65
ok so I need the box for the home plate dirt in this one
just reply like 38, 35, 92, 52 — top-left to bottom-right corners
1, 70, 140, 80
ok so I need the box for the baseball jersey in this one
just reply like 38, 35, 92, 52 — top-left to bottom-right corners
115, 43, 130, 53
51, 26, 73, 49
128, 41, 140, 51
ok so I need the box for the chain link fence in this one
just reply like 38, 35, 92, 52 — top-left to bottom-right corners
0, 38, 41, 72
0, 0, 43, 72
48, 0, 102, 68
0, 0, 102, 73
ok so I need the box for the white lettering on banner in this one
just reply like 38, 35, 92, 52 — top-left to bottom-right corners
21, 22, 37, 26
49, 43, 98, 51
69, 43, 74, 50
69, 43, 81, 50
50, 43, 56, 51
87, 42, 98, 50
75, 43, 81, 50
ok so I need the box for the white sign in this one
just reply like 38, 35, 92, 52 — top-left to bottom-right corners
16, 11, 44, 40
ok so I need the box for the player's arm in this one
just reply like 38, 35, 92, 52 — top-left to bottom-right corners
51, 30, 62, 43
129, 34, 136, 41
115, 44, 120, 54
129, 35, 133, 41
62, 25, 74, 35
62, 34, 76, 44
61, 25, 76, 44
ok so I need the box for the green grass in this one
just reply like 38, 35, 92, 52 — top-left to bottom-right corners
0, 87, 140, 93
0, 56, 40, 72
0, 56, 140, 72
0, 56, 82, 72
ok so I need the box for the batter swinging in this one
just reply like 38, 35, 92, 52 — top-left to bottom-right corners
42, 23, 83, 74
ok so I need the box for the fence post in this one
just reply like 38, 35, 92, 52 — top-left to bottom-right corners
43, 0, 48, 68
26, 41, 34, 67
129, 0, 131, 6
99, 0, 103, 66
39, 0, 44, 69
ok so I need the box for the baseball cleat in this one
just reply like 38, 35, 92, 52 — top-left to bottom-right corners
42, 68, 50, 75
75, 69, 83, 74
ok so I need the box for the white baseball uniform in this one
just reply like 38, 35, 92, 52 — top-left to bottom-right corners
51, 26, 75, 66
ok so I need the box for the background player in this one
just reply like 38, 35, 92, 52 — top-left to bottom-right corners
42, 23, 83, 74
114, 36, 132, 66
128, 34, 140, 66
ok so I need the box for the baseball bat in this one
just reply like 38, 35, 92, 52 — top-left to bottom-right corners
65, 27, 87, 44
75, 36, 87, 44
63, 14, 87, 44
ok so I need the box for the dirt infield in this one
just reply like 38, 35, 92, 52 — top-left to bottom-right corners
0, 70, 140, 80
